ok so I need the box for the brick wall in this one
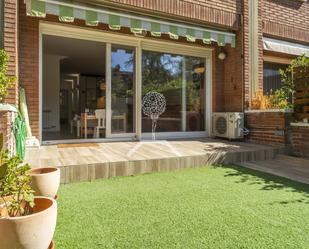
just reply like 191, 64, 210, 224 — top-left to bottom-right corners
242, 0, 264, 107
1, 0, 18, 149
262, 0, 309, 43
93, 0, 242, 29
213, 48, 225, 112
245, 111, 293, 145
242, 0, 249, 105
3, 0, 18, 105
223, 29, 243, 112
290, 126, 309, 158
18, 2, 40, 139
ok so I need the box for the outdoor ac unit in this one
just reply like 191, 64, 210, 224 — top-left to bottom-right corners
212, 112, 244, 139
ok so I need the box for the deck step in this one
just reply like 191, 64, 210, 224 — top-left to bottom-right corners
25, 139, 286, 184
58, 145, 285, 184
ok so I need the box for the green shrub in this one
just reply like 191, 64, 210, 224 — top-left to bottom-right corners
273, 53, 309, 109
0, 49, 16, 102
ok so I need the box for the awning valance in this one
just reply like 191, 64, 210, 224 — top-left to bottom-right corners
263, 37, 309, 57
26, 0, 236, 48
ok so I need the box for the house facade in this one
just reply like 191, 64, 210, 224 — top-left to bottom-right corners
1, 0, 308, 149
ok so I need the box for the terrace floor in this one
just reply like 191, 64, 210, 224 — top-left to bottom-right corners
25, 138, 285, 184
239, 155, 309, 184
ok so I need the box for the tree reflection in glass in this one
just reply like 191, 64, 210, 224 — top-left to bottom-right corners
142, 50, 205, 132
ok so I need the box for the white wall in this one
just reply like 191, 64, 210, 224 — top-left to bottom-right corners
43, 54, 61, 132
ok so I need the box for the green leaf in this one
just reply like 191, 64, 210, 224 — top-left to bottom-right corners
0, 133, 3, 151
0, 163, 7, 179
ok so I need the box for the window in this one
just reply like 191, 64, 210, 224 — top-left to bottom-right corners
142, 50, 205, 132
263, 62, 288, 95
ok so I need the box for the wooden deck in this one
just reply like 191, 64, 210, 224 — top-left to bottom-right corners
25, 139, 285, 184
238, 155, 309, 184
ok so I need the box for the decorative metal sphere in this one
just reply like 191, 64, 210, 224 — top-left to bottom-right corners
142, 92, 166, 119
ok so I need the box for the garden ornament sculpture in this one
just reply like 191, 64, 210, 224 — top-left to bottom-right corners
142, 92, 166, 140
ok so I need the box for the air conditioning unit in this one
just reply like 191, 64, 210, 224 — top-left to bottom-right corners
212, 112, 244, 139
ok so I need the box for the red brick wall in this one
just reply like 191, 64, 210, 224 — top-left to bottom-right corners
107, 0, 242, 14
18, 2, 40, 139
242, 0, 249, 106
3, 0, 18, 105
223, 29, 243, 112
245, 111, 293, 145
262, 0, 309, 43
97, 0, 242, 29
242, 0, 264, 107
1, 0, 18, 149
213, 49, 225, 112
290, 126, 309, 158
257, 2, 264, 92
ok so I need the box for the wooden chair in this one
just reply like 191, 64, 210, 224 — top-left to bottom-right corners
94, 109, 106, 138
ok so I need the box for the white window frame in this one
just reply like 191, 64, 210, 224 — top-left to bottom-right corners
39, 22, 213, 144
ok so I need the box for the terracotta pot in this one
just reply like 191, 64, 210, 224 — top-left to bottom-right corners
48, 240, 55, 249
29, 167, 60, 198
0, 197, 57, 249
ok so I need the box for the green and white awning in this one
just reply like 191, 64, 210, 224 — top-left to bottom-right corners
26, 0, 236, 48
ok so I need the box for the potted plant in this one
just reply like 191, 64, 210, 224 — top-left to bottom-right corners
0, 146, 57, 249
28, 167, 60, 199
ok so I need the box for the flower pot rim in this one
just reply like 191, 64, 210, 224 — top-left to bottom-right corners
0, 196, 56, 220
48, 240, 55, 249
28, 167, 60, 176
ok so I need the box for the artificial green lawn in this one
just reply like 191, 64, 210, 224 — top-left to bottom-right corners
55, 165, 309, 249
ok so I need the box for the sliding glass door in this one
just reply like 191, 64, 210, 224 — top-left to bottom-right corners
41, 24, 211, 143
141, 50, 206, 134
110, 45, 136, 135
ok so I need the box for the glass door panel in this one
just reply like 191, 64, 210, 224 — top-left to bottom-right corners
185, 56, 205, 131
111, 45, 135, 134
141, 50, 205, 133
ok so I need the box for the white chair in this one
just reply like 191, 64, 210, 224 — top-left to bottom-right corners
94, 109, 106, 138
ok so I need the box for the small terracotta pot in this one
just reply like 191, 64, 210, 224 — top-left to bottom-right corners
29, 167, 60, 198
0, 197, 57, 249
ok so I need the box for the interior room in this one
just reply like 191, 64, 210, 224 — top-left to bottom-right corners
42, 35, 106, 141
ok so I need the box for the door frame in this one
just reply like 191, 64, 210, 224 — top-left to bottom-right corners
39, 22, 212, 145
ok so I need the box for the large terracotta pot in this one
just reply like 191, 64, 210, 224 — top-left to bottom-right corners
29, 167, 60, 198
0, 197, 57, 249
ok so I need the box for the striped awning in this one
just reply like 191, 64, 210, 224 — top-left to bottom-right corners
263, 37, 309, 57
25, 0, 236, 48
